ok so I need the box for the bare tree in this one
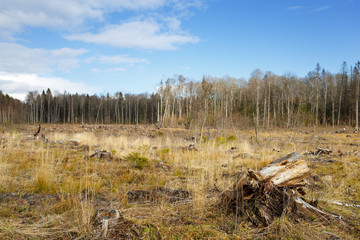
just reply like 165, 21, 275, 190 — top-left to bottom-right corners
251, 69, 264, 128
355, 62, 360, 130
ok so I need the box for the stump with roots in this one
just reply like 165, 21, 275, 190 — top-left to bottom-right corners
219, 152, 342, 227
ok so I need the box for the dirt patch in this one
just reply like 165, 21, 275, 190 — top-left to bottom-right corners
0, 192, 60, 210
127, 187, 191, 204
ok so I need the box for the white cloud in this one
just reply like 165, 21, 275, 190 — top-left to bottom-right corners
99, 55, 148, 65
0, 0, 102, 37
108, 67, 127, 72
0, 71, 96, 101
91, 68, 101, 73
0, 0, 167, 34
0, 43, 50, 73
51, 48, 88, 58
287, 6, 303, 11
0, 43, 87, 73
66, 19, 200, 50
0, 0, 203, 38
312, 6, 331, 12
0, 1, 203, 51
181, 66, 191, 70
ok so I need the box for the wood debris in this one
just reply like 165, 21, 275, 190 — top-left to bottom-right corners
89, 150, 113, 160
156, 161, 171, 171
305, 147, 333, 156
93, 208, 144, 239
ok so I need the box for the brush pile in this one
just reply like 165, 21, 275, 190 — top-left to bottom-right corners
219, 152, 342, 227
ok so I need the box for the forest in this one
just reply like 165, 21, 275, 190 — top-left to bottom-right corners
1, 61, 359, 129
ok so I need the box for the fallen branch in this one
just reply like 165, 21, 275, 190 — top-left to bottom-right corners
34, 124, 41, 137
329, 201, 360, 209
295, 197, 342, 221
322, 231, 344, 240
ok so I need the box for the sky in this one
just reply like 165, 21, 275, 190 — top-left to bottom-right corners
0, 0, 359, 101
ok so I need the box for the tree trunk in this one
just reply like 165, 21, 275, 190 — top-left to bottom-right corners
337, 93, 342, 126
267, 80, 271, 128
332, 99, 335, 128
324, 83, 327, 126
316, 83, 319, 126
256, 81, 260, 127
356, 63, 359, 130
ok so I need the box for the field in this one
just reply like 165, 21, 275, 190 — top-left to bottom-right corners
0, 124, 359, 239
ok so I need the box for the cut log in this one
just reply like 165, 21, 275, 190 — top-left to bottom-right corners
248, 152, 310, 186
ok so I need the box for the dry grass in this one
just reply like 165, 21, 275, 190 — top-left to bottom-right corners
0, 124, 359, 239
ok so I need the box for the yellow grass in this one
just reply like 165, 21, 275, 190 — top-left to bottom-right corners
0, 124, 359, 239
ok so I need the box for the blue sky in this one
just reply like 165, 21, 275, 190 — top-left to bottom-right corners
0, 0, 359, 100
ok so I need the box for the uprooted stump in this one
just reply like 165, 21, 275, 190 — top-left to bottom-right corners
219, 152, 342, 227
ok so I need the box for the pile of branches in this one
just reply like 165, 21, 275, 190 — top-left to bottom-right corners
219, 152, 342, 227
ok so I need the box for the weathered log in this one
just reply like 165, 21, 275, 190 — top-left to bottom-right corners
270, 151, 302, 164
248, 152, 310, 186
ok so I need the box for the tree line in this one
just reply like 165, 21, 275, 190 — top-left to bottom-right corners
1, 61, 359, 129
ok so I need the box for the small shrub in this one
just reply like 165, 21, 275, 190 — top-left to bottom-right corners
0, 184, 6, 193
157, 148, 171, 161
215, 137, 227, 146
138, 144, 151, 152
227, 135, 237, 142
156, 131, 164, 136
143, 224, 161, 240
125, 152, 149, 169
